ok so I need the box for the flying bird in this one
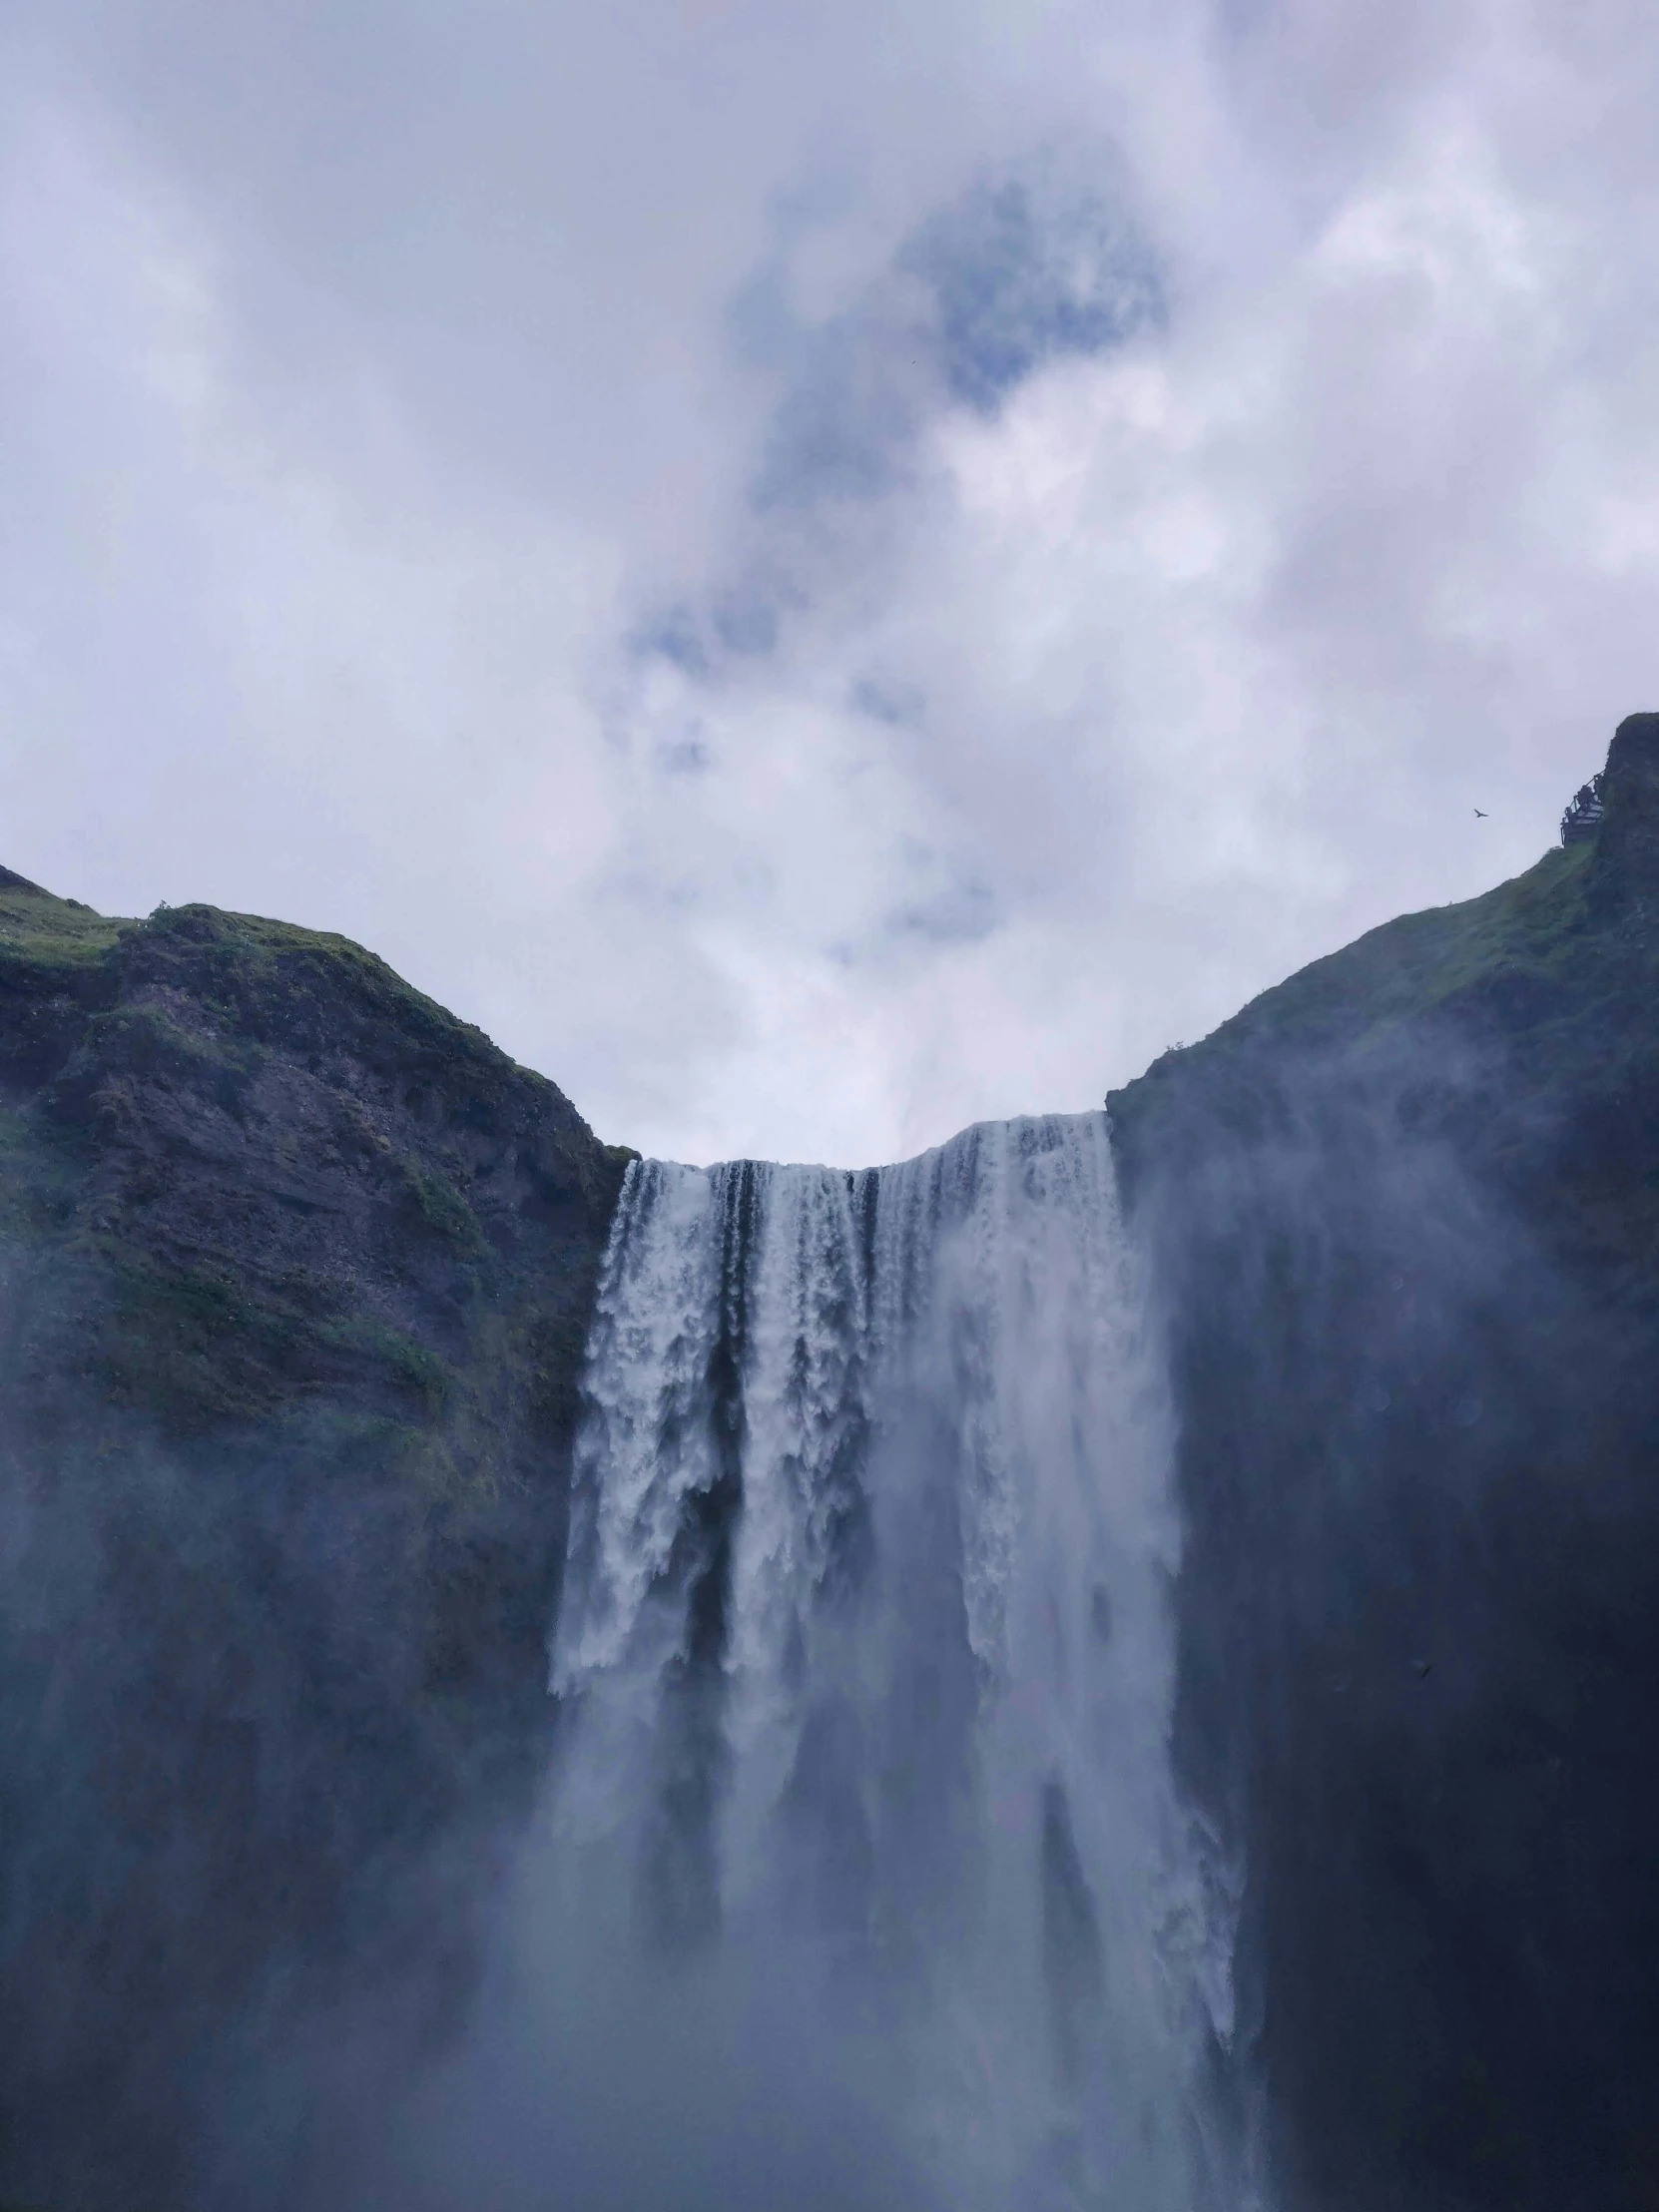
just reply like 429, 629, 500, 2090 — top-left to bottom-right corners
1473, 808, 1488, 818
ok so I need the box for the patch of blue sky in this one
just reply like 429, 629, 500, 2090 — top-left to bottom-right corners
635, 143, 1164, 681
628, 584, 784, 680
882, 838, 1000, 948
900, 163, 1164, 415
710, 586, 781, 658
849, 675, 926, 728
654, 732, 711, 776
825, 842, 1000, 966
627, 605, 711, 678
886, 872, 999, 944
749, 310, 931, 512
747, 144, 1163, 517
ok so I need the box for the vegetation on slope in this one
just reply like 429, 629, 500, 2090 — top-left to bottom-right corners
0, 867, 630, 2211
1109, 715, 1659, 2212
1114, 713, 1659, 1299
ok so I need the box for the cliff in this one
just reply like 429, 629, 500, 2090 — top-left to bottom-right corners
0, 881, 628, 2207
1109, 715, 1659, 2211
3, 718, 1657, 2211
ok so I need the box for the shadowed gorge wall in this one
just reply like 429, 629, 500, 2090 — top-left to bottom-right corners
0, 877, 629, 2208
1110, 714, 1659, 2210
1, 717, 1655, 2212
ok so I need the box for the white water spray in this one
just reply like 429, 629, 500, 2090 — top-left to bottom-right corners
546, 1113, 1243, 2210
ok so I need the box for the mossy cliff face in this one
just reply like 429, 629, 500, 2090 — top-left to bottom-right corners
1110, 716, 1659, 2212
0, 876, 628, 2209
6, 720, 1657, 2210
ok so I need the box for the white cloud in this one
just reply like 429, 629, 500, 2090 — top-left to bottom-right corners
3, 0, 1658, 1166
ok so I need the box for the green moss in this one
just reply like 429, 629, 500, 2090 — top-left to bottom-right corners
1118, 827, 1654, 1158
118, 1263, 251, 1336
0, 877, 133, 1096
0, 1107, 81, 1237
0, 857, 627, 1493
82, 1258, 458, 1437
1113, 725, 1659, 1337
85, 1000, 260, 1094
321, 1314, 455, 1413
125, 903, 497, 1070
1193, 841, 1596, 1061
99, 1260, 296, 1427
0, 861, 634, 2198
406, 1163, 488, 1258
0, 875, 130, 971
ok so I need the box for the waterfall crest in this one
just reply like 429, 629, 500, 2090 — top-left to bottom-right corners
545, 1112, 1243, 2210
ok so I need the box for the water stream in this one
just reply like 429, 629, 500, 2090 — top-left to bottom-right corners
542, 1112, 1243, 2210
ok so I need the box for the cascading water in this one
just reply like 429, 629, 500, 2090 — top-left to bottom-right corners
542, 1112, 1245, 2211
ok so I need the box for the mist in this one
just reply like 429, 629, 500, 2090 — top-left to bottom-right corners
272, 1120, 1244, 2212
4, 1, 1659, 2198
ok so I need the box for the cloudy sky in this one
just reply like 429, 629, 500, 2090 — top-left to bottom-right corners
3, 0, 1656, 1166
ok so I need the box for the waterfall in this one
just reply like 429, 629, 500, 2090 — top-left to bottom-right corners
543, 1113, 1244, 2211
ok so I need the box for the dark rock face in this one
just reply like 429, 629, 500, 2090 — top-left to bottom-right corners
0, 885, 628, 2209
1111, 714, 1659, 2211
6, 720, 1657, 2212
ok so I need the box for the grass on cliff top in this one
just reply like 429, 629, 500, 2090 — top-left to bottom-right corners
1219, 841, 1594, 1047
1136, 841, 1599, 1086
175, 906, 463, 1007
0, 868, 503, 1074
1109, 828, 1659, 1294
134, 902, 531, 1085
0, 870, 131, 971
0, 875, 627, 1154
0, 865, 472, 1029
